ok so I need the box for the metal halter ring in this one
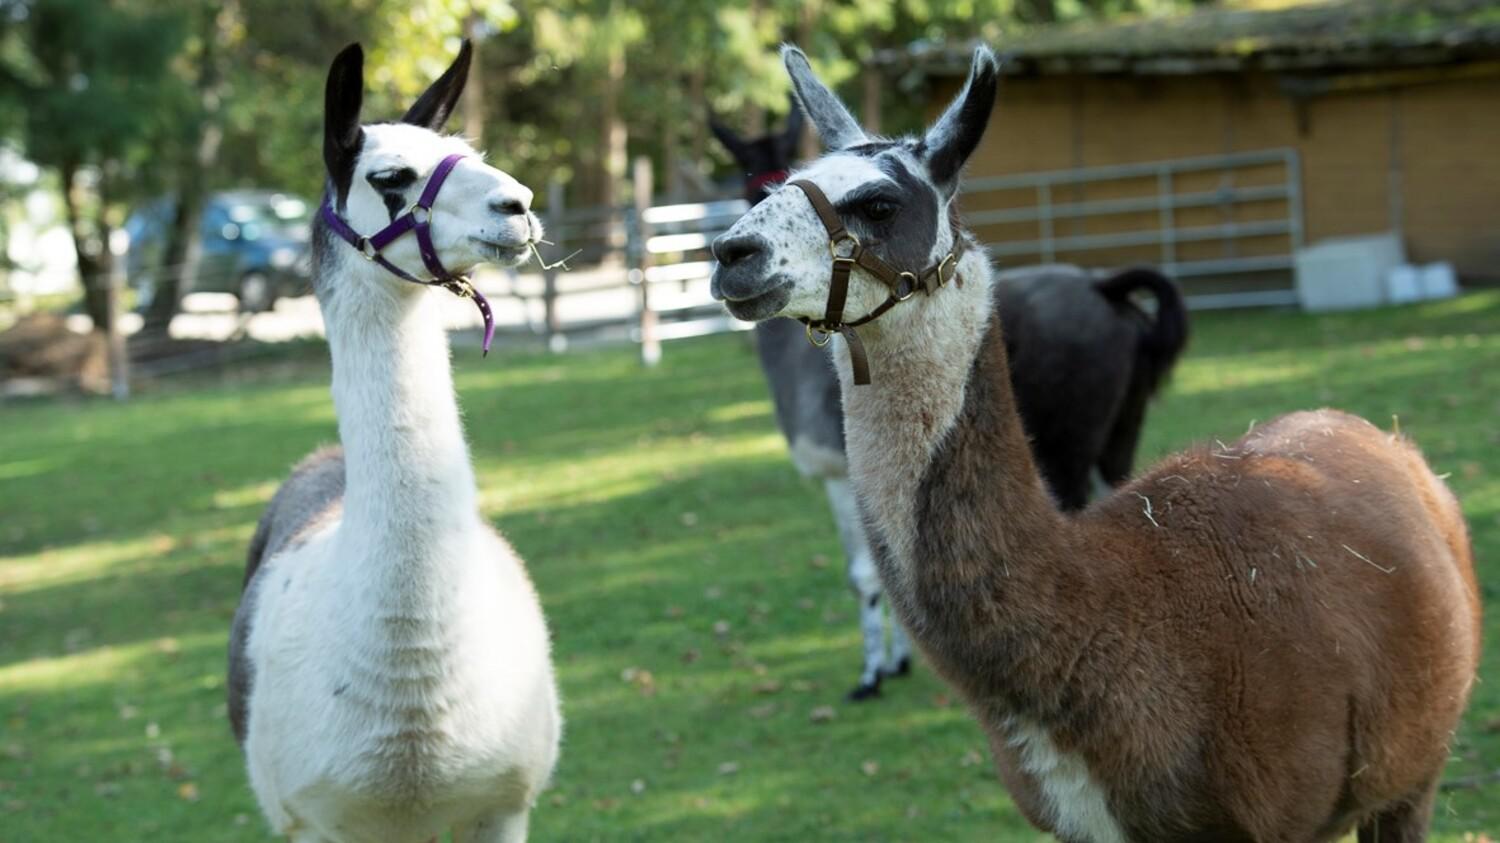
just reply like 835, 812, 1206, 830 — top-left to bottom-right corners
357, 238, 377, 260
410, 205, 431, 225
829, 232, 860, 260
893, 272, 918, 302
805, 324, 833, 347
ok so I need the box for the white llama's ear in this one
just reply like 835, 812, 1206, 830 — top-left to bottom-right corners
781, 46, 865, 150
324, 43, 365, 200
402, 40, 472, 132
920, 45, 1000, 198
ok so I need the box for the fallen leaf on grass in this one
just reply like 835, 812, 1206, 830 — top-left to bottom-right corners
809, 706, 837, 724
717, 761, 740, 776
177, 782, 199, 802
860, 760, 879, 777
620, 667, 656, 696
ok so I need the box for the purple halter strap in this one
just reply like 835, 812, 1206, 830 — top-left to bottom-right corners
319, 153, 496, 355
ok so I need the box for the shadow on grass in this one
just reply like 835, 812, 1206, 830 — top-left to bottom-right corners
4, 300, 1500, 840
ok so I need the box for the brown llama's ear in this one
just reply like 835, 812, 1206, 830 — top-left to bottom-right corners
778, 96, 804, 159
709, 113, 751, 165
324, 43, 365, 202
402, 40, 472, 132
921, 45, 1000, 198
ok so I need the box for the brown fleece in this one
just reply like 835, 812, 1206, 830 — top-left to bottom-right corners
876, 308, 1480, 842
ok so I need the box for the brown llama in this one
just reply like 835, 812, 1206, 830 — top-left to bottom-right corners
708, 43, 1481, 841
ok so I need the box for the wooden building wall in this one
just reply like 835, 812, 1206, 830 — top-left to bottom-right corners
939, 67, 1500, 283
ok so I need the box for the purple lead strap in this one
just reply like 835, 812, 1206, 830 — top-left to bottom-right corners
320, 153, 497, 355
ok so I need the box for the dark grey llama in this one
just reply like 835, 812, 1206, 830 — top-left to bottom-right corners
712, 113, 1188, 700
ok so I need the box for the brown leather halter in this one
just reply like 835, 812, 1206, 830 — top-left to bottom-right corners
787, 179, 966, 385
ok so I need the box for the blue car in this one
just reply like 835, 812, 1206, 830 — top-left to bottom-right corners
125, 191, 313, 312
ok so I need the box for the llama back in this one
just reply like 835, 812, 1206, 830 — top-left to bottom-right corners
229, 445, 346, 746
243, 446, 346, 582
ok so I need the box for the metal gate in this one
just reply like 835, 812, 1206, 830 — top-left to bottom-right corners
961, 148, 1303, 308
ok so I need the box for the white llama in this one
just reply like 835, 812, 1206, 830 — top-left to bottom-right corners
227, 42, 559, 843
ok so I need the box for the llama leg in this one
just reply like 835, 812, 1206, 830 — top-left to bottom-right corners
1356, 780, 1438, 843
455, 809, 530, 843
1095, 373, 1151, 489
884, 614, 913, 679
825, 477, 885, 701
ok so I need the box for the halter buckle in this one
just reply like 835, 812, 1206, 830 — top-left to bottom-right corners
805, 324, 833, 347
936, 253, 957, 286
829, 232, 860, 260
894, 272, 918, 302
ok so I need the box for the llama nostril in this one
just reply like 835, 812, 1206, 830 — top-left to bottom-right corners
490, 198, 527, 217
713, 235, 764, 267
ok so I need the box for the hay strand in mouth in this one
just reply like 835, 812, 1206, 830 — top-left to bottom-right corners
528, 240, 581, 272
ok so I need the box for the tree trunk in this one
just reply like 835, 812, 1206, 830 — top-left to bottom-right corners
862, 58, 883, 134
602, 29, 627, 210
1016, 0, 1058, 24
143, 1, 231, 336
601, 4, 628, 256
797, 3, 820, 161
688, 67, 707, 174
462, 9, 486, 148
59, 160, 112, 330
745, 0, 766, 134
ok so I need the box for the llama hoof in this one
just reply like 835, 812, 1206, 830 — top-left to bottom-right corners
882, 657, 912, 678
847, 680, 883, 702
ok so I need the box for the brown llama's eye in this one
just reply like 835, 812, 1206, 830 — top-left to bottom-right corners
862, 199, 899, 222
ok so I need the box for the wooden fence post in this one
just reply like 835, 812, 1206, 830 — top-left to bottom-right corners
631, 156, 659, 367
542, 178, 566, 353
104, 230, 130, 401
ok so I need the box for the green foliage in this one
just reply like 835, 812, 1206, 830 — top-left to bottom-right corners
13, 0, 185, 174
2, 295, 1499, 839
1, 0, 1174, 213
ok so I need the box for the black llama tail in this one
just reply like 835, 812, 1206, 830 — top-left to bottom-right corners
1094, 267, 1189, 395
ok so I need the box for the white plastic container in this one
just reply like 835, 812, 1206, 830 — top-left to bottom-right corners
1386, 264, 1423, 304
1294, 232, 1406, 312
1421, 262, 1459, 300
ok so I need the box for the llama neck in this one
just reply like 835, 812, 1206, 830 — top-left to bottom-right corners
323, 270, 479, 548
834, 250, 1087, 708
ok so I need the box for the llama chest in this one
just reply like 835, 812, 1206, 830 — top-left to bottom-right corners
1003, 718, 1128, 843
241, 533, 560, 834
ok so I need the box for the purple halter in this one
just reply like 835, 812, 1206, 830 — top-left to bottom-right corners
319, 153, 496, 355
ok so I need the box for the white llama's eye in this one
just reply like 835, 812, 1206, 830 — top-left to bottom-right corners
367, 168, 418, 191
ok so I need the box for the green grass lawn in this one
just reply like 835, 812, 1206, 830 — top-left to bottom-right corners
3, 293, 1499, 841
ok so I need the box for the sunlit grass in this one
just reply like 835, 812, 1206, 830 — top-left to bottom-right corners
2, 291, 1498, 840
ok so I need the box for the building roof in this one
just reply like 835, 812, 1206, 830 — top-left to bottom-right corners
879, 0, 1500, 76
